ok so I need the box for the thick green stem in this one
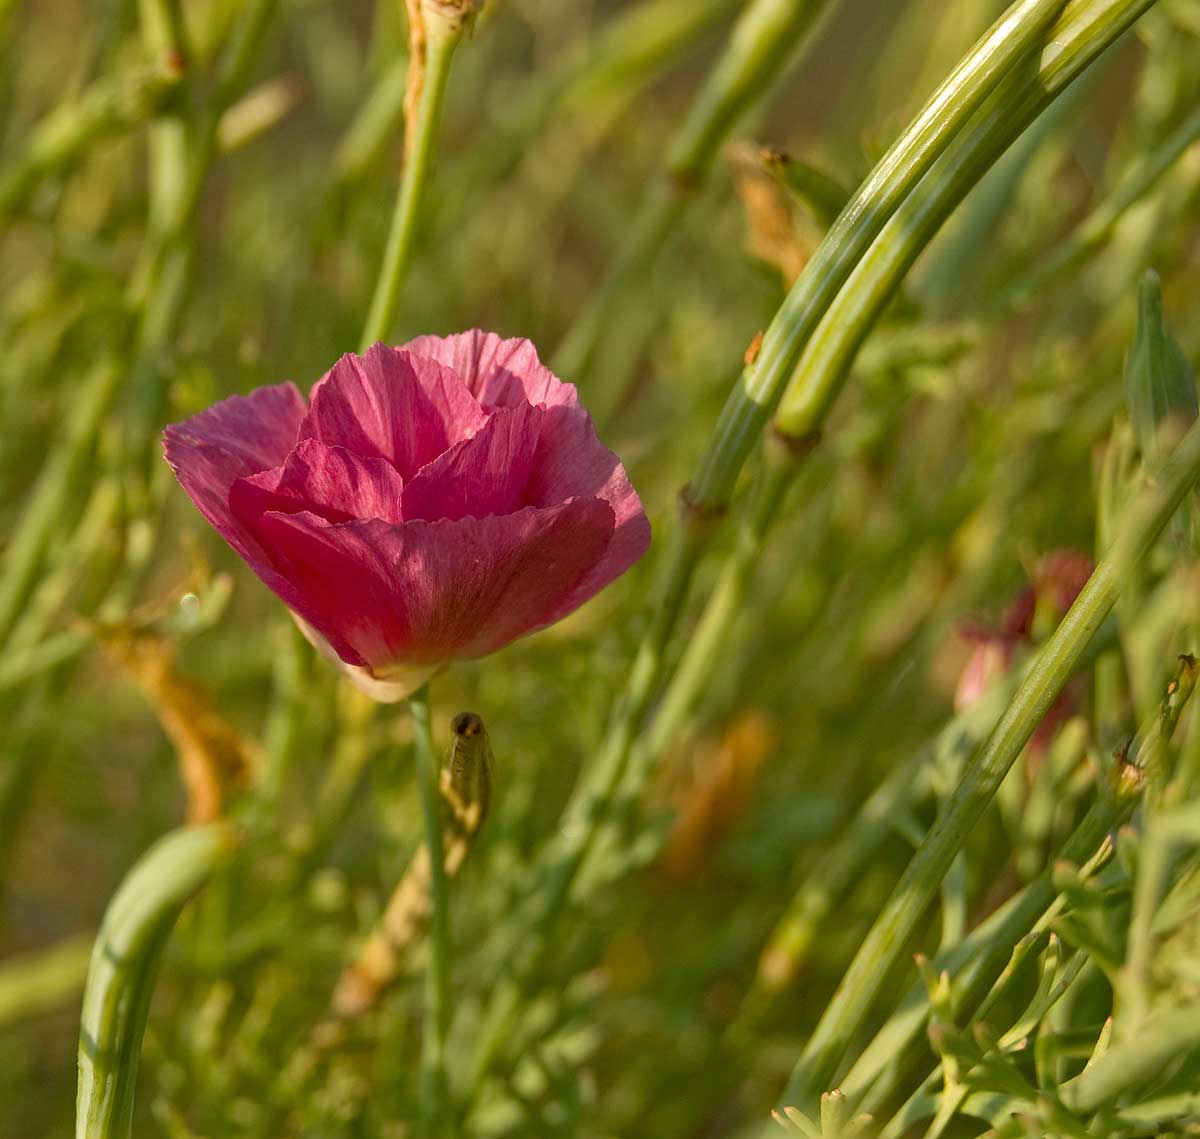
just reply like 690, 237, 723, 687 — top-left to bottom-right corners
360, 17, 464, 349
776, 407, 1200, 1116
774, 0, 1162, 439
608, 0, 1152, 902
410, 685, 451, 1131
76, 824, 238, 1139
688, 0, 1069, 509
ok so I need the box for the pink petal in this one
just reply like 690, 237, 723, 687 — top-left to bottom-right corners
300, 344, 486, 479
256, 500, 615, 671
400, 329, 579, 411
523, 405, 652, 619
162, 383, 308, 593
230, 438, 406, 531
401, 402, 542, 523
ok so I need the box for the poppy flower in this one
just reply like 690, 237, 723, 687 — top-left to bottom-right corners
164, 331, 651, 700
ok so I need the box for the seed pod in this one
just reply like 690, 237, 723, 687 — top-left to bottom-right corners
1124, 270, 1197, 471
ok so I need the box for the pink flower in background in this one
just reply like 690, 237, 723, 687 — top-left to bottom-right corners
954, 549, 1093, 749
164, 332, 651, 700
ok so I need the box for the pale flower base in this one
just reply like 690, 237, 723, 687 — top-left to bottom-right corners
292, 615, 438, 702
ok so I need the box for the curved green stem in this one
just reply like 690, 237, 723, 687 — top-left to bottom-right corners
776, 407, 1200, 1116
360, 15, 464, 350
410, 684, 451, 1131
774, 0, 1161, 438
687, 0, 1068, 509
77, 823, 238, 1139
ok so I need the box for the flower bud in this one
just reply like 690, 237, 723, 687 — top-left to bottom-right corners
1124, 270, 1197, 470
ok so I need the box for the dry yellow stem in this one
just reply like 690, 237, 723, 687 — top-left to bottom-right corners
97, 626, 259, 822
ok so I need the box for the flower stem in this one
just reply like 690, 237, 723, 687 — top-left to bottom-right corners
360, 11, 465, 350
687, 0, 1067, 511
76, 823, 238, 1139
775, 408, 1200, 1117
773, 0, 1159, 440
409, 684, 452, 1132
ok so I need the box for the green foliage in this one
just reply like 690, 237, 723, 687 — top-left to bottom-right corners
2, 1, 1200, 1138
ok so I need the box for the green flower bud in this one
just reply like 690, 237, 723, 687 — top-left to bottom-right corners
1124, 270, 1197, 470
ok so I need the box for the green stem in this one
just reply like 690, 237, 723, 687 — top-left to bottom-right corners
360, 16, 464, 350
465, 523, 706, 1091
603, 0, 1151, 913
644, 451, 797, 761
552, 0, 833, 381
76, 823, 238, 1139
410, 684, 451, 1131
774, 0, 1162, 438
687, 0, 1069, 509
776, 408, 1200, 1116
619, 0, 1156, 882
869, 656, 1192, 1134
0, 0, 279, 649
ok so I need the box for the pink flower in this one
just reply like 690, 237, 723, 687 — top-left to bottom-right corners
954, 549, 1093, 750
164, 332, 651, 700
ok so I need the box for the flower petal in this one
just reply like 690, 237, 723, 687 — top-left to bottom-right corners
300, 344, 486, 479
400, 329, 578, 411
401, 402, 542, 522
256, 499, 615, 671
162, 382, 308, 589
522, 405, 652, 618
230, 438, 406, 530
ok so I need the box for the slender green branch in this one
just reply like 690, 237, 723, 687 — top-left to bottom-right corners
360, 7, 470, 349
867, 655, 1193, 1134
77, 824, 238, 1139
776, 408, 1200, 1117
410, 685, 452, 1132
0, 0, 282, 649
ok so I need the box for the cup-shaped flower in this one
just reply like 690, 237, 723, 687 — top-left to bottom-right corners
164, 332, 651, 700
